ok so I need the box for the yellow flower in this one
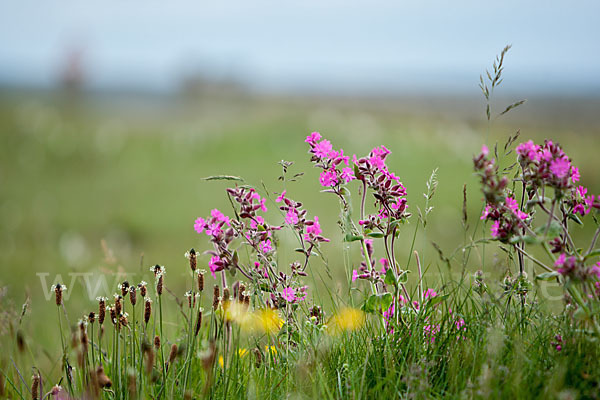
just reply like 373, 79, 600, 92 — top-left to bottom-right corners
218, 355, 224, 368
238, 348, 248, 357
327, 307, 365, 334
264, 345, 277, 355
254, 308, 284, 334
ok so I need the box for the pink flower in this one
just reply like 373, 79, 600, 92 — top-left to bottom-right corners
424, 288, 437, 300
340, 167, 355, 183
505, 196, 528, 220
549, 158, 571, 179
260, 198, 268, 212
250, 216, 265, 230
275, 190, 286, 203
305, 131, 322, 144
306, 216, 322, 236
259, 239, 273, 253
379, 258, 389, 274
491, 220, 500, 238
211, 209, 230, 226
282, 287, 296, 302
314, 140, 333, 159
423, 324, 440, 343
194, 217, 206, 234
481, 205, 492, 220
555, 253, 566, 267
209, 256, 221, 279
352, 269, 359, 282
572, 166, 580, 183
368, 155, 386, 170
295, 286, 308, 302
285, 209, 299, 225
481, 145, 489, 156
372, 145, 391, 158
516, 140, 540, 161
319, 169, 338, 187
390, 197, 407, 213
589, 262, 600, 279
205, 223, 222, 237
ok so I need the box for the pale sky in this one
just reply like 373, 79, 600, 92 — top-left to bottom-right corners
1, 1, 599, 95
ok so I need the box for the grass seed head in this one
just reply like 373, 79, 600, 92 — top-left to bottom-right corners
195, 309, 203, 336
31, 373, 40, 400
212, 285, 220, 310
144, 298, 152, 324
96, 365, 112, 388
129, 285, 137, 306
186, 248, 197, 272
197, 270, 205, 292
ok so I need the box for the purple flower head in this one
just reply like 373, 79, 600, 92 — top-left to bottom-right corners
314, 139, 333, 159
424, 288, 438, 300
505, 196, 528, 221
275, 190, 286, 203
305, 131, 322, 144
209, 256, 223, 279
285, 209, 299, 225
319, 169, 339, 187
194, 217, 206, 234
555, 253, 577, 277
379, 258, 389, 274
550, 157, 571, 179
249, 215, 265, 230
481, 145, 489, 157
282, 287, 296, 302
516, 140, 540, 162
340, 167, 355, 183
306, 216, 322, 236
205, 223, 222, 237
211, 209, 230, 226
490, 220, 501, 238
352, 269, 359, 282
259, 239, 273, 253
572, 166, 580, 183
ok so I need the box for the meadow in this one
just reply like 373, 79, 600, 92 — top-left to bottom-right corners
1, 73, 600, 399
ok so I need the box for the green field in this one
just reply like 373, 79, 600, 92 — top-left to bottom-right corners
1, 90, 600, 398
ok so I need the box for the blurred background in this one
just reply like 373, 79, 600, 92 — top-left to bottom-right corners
1, 1, 599, 348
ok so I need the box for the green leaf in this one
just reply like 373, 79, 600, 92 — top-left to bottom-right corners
363, 292, 393, 314
535, 271, 560, 281
366, 232, 384, 239
380, 293, 393, 310
384, 268, 397, 286
363, 294, 379, 313
202, 175, 244, 182
585, 249, 600, 260
344, 234, 364, 242
568, 213, 584, 226
397, 270, 409, 284
533, 220, 562, 239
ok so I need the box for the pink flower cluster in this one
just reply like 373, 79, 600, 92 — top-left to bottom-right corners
517, 140, 580, 189
280, 286, 308, 303
480, 196, 530, 241
473, 145, 508, 204
355, 145, 409, 223
351, 240, 390, 283
306, 132, 356, 188
276, 190, 329, 244
194, 209, 231, 239
554, 253, 600, 281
